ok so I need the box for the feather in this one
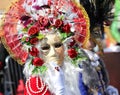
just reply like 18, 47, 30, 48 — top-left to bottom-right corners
79, 0, 115, 39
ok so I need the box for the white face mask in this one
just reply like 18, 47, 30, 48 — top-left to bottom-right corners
40, 33, 64, 66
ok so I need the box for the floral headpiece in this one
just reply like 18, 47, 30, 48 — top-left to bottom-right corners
1, 0, 90, 68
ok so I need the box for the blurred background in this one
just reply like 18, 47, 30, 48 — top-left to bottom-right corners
0, 0, 120, 95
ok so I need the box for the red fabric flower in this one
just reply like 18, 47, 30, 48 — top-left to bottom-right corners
62, 23, 70, 33
38, 16, 49, 27
32, 57, 44, 66
38, 24, 45, 30
29, 47, 39, 57
54, 19, 63, 28
30, 38, 39, 44
69, 38, 76, 47
68, 48, 77, 58
28, 26, 39, 36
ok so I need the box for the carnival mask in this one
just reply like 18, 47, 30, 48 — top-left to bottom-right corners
40, 33, 64, 66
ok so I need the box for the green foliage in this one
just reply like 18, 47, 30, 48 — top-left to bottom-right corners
32, 65, 47, 74
37, 33, 45, 40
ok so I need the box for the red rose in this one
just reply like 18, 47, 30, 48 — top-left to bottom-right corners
54, 19, 63, 28
30, 38, 39, 44
32, 57, 44, 66
69, 38, 76, 47
38, 16, 49, 27
38, 24, 45, 30
62, 23, 71, 33
35, 21, 45, 30
68, 48, 77, 58
29, 47, 39, 57
28, 26, 39, 36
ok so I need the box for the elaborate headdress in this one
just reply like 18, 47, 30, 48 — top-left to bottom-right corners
1, 0, 90, 67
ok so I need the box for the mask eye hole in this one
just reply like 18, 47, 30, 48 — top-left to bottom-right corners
41, 45, 50, 50
54, 43, 63, 48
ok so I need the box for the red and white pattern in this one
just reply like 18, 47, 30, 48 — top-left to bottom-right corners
24, 76, 51, 95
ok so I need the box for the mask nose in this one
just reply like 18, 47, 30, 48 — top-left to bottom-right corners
48, 46, 57, 57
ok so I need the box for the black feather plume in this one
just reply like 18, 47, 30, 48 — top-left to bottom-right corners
80, 0, 115, 39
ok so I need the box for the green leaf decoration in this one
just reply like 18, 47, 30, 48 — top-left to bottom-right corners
32, 65, 47, 74
21, 37, 26, 42
37, 33, 45, 40
32, 67, 39, 74
60, 32, 67, 40
26, 42, 31, 45
71, 57, 78, 66
60, 15, 65, 20
38, 65, 47, 74
22, 28, 28, 32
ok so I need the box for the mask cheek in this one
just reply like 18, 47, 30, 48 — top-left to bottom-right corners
42, 50, 49, 56
40, 50, 49, 61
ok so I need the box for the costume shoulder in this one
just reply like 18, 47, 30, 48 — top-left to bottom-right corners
79, 49, 109, 94
83, 49, 109, 86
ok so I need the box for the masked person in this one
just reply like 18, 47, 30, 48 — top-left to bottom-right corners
1, 0, 118, 95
